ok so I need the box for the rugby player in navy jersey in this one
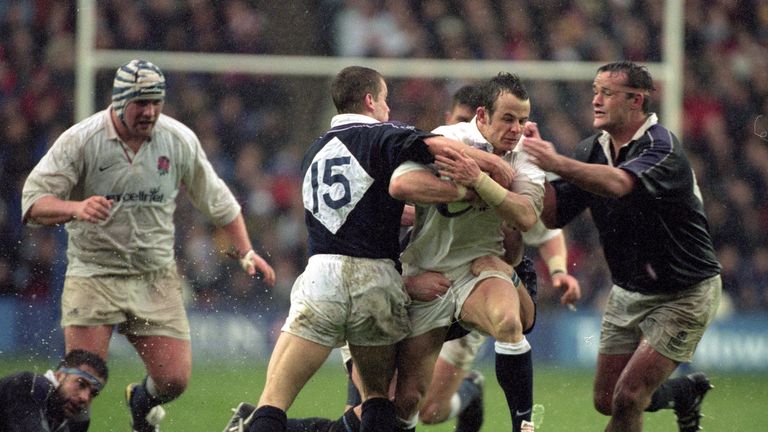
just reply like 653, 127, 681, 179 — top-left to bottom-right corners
0, 350, 107, 432
524, 61, 721, 432
223, 66, 513, 432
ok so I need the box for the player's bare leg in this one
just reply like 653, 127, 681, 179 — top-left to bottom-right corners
349, 343, 398, 431
126, 334, 191, 432
419, 358, 465, 424
128, 335, 192, 401
394, 327, 449, 430
461, 277, 533, 432
63, 326, 112, 431
64, 325, 113, 359
259, 332, 332, 409
596, 340, 677, 432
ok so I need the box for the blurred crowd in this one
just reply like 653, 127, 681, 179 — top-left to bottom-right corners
1, 0, 767, 315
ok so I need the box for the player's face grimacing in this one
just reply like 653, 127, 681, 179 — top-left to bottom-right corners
123, 99, 163, 140
478, 92, 531, 155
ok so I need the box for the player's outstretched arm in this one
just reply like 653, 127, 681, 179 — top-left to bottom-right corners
222, 214, 276, 286
523, 136, 635, 198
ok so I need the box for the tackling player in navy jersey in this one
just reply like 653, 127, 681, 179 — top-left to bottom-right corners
524, 61, 721, 432
224, 66, 513, 432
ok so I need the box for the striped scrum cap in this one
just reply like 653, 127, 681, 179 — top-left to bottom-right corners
112, 59, 166, 121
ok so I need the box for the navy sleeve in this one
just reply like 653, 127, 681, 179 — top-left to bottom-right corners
618, 126, 691, 200
374, 122, 436, 174
0, 372, 58, 432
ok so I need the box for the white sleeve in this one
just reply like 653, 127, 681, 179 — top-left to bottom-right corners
522, 219, 562, 247
390, 160, 433, 182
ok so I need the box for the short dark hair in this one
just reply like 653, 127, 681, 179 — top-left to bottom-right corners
597, 61, 655, 113
451, 84, 482, 110
331, 66, 384, 114
58, 349, 108, 382
478, 72, 529, 117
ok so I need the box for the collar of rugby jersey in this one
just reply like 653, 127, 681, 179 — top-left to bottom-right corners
44, 369, 60, 387
330, 113, 380, 128
597, 112, 658, 166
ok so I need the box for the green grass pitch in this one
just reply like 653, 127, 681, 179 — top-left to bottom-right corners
1, 357, 765, 431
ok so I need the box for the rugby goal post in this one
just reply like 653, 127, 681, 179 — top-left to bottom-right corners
75, 0, 683, 135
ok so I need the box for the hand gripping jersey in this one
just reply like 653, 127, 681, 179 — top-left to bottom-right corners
302, 114, 436, 262
399, 119, 546, 279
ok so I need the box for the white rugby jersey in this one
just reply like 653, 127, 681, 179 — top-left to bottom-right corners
399, 118, 545, 279
22, 108, 241, 276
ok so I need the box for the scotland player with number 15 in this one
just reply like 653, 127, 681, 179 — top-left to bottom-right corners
225, 66, 513, 432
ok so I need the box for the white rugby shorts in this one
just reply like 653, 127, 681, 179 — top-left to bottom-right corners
282, 254, 411, 347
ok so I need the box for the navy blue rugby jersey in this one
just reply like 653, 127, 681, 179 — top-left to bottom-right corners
551, 117, 720, 294
301, 115, 436, 262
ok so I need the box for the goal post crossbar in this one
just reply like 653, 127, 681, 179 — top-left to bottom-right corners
75, 0, 682, 134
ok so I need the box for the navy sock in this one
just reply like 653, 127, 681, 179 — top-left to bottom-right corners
286, 416, 336, 432
646, 376, 689, 412
334, 408, 362, 432
247, 405, 287, 432
495, 350, 533, 432
129, 379, 161, 416
360, 397, 395, 432
457, 376, 482, 412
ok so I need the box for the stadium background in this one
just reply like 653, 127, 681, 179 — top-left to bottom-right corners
1, 0, 767, 430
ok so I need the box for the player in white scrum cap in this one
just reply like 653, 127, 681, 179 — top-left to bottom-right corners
21, 59, 276, 432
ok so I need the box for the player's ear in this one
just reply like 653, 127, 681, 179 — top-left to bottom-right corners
476, 106, 489, 125
363, 92, 376, 111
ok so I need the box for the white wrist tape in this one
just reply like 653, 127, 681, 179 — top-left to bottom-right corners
473, 173, 507, 207
547, 255, 567, 276
239, 250, 257, 273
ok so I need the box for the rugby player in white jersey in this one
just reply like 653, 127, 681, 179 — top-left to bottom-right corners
22, 59, 276, 432
389, 72, 547, 432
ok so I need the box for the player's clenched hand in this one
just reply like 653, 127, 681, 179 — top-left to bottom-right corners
523, 121, 541, 139
470, 255, 513, 277
552, 272, 581, 308
239, 250, 276, 286
73, 196, 113, 223
435, 148, 483, 187
404, 271, 451, 301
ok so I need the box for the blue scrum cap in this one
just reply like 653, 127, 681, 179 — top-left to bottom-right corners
111, 59, 166, 122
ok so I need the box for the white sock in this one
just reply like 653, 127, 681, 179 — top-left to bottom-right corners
495, 337, 531, 355
396, 413, 419, 429
447, 393, 461, 419
145, 376, 160, 398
